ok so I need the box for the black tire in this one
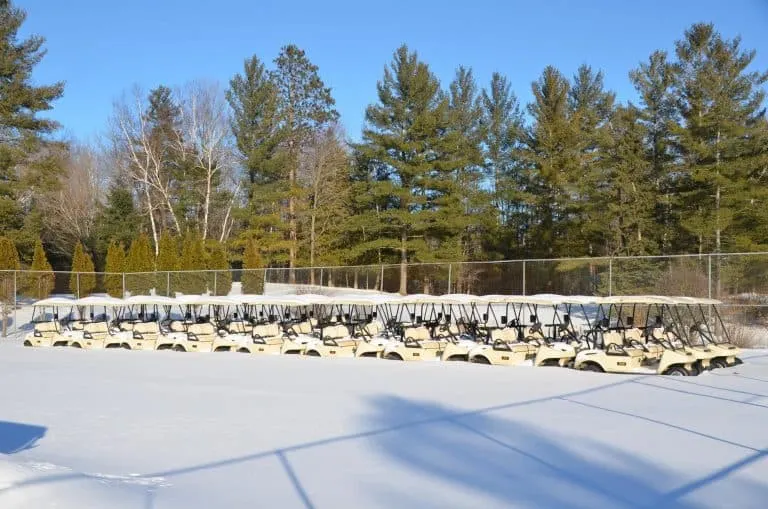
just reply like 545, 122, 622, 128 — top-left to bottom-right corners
445, 355, 468, 362
581, 363, 603, 373
238, 348, 250, 353
385, 352, 403, 361
23, 340, 32, 347
305, 350, 321, 357
471, 355, 491, 365
214, 347, 229, 352
70, 343, 82, 349
122, 343, 131, 350
665, 366, 689, 376
710, 359, 728, 369
173, 345, 185, 353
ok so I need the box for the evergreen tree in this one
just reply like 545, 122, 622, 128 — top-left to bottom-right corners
24, 238, 54, 299
672, 23, 768, 255
0, 236, 20, 336
125, 233, 154, 295
241, 239, 264, 294
0, 2, 64, 250
272, 45, 339, 280
206, 241, 231, 295
95, 185, 139, 257
155, 231, 179, 295
353, 45, 469, 293
522, 66, 578, 256
179, 231, 207, 294
481, 72, 527, 256
69, 241, 95, 297
629, 50, 680, 253
227, 55, 291, 265
104, 241, 126, 298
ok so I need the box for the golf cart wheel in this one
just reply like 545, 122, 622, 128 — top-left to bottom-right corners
710, 359, 728, 370
305, 350, 321, 357
173, 345, 186, 353
665, 366, 689, 376
122, 343, 131, 350
471, 356, 491, 365
445, 355, 468, 362
70, 343, 82, 349
237, 348, 250, 354
581, 363, 603, 373
23, 340, 32, 347
385, 352, 403, 361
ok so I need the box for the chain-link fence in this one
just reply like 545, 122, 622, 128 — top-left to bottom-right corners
3, 253, 768, 337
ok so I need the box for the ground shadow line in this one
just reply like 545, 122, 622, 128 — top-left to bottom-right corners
633, 380, 768, 409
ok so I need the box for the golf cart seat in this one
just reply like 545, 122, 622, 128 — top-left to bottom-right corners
358, 321, 383, 338
602, 331, 624, 348
187, 323, 216, 342
624, 328, 645, 343
434, 323, 460, 338
252, 323, 283, 345
491, 328, 537, 354
132, 321, 160, 341
169, 320, 187, 333
33, 321, 60, 338
83, 321, 110, 341
228, 320, 252, 334
290, 321, 313, 335
490, 328, 518, 342
321, 324, 356, 347
403, 326, 441, 349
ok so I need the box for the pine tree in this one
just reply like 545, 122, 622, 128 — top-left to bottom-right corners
24, 238, 54, 299
227, 55, 291, 265
69, 241, 95, 297
125, 233, 154, 295
629, 50, 680, 253
0, 236, 20, 336
96, 185, 139, 257
352, 45, 470, 294
104, 241, 126, 297
481, 72, 527, 257
206, 241, 231, 295
179, 231, 207, 294
272, 45, 339, 280
241, 239, 264, 294
0, 2, 64, 250
155, 231, 179, 296
672, 23, 768, 255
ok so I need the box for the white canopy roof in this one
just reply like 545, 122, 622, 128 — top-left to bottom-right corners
665, 296, 723, 306
436, 294, 484, 305
293, 294, 333, 305
175, 294, 240, 306
600, 295, 676, 305
122, 295, 177, 306
479, 294, 555, 305
74, 295, 124, 307
33, 296, 77, 307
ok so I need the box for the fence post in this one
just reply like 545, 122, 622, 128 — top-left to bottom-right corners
13, 271, 17, 333
122, 272, 126, 298
166, 271, 170, 296
76, 273, 81, 298
447, 263, 452, 294
263, 268, 268, 291
707, 254, 712, 299
214, 271, 218, 296
608, 258, 613, 297
320, 268, 324, 287
522, 260, 526, 296
380, 265, 385, 292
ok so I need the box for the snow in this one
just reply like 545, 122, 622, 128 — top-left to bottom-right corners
1, 332, 767, 508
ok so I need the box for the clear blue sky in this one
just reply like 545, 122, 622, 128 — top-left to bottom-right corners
17, 0, 768, 143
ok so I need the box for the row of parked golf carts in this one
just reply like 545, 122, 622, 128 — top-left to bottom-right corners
23, 293, 742, 376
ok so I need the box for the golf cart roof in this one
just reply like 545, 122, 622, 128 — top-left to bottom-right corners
437, 293, 485, 304
479, 294, 554, 305
326, 294, 381, 306
293, 294, 333, 305
239, 294, 270, 305
665, 296, 723, 305
174, 294, 239, 306
33, 296, 77, 307
395, 293, 439, 304
259, 295, 307, 306
74, 295, 124, 307
528, 294, 566, 305
600, 295, 676, 305
122, 295, 177, 306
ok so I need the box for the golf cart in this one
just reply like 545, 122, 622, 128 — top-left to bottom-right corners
23, 297, 76, 347
66, 295, 125, 349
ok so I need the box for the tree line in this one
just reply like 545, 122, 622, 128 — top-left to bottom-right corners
1, 0, 767, 296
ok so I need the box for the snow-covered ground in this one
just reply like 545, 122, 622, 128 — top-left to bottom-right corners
1, 333, 767, 508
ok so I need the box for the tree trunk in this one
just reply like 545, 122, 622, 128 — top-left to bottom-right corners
399, 228, 407, 295
144, 186, 160, 256
309, 212, 316, 285
202, 172, 212, 240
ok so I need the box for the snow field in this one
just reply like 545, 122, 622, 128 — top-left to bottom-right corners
0, 338, 767, 508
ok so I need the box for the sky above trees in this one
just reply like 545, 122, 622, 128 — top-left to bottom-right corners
18, 0, 768, 142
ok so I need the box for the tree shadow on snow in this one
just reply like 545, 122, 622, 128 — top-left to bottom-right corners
0, 420, 46, 454
360, 395, 768, 509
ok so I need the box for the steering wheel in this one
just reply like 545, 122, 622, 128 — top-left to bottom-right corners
606, 343, 623, 354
